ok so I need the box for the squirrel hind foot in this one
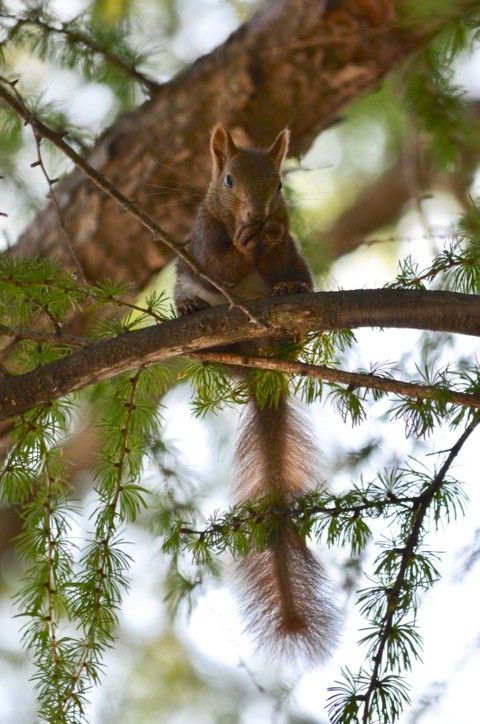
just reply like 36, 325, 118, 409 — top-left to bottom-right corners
176, 296, 211, 316
272, 280, 311, 296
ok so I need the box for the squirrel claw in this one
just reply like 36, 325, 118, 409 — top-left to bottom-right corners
177, 297, 211, 316
273, 281, 311, 296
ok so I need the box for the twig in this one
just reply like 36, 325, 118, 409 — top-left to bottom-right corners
360, 414, 480, 723
187, 350, 480, 410
0, 338, 20, 363
178, 493, 418, 543
106, 295, 168, 324
35, 303, 63, 335
40, 440, 65, 717
364, 231, 450, 248
0, 407, 47, 485
0, 273, 167, 326
0, 11, 161, 93
29, 124, 91, 290
62, 367, 143, 710
0, 324, 92, 349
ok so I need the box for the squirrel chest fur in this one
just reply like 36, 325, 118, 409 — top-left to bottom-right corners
174, 124, 338, 664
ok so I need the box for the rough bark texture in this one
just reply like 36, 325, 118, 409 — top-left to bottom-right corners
1, 288, 479, 421
12, 0, 419, 298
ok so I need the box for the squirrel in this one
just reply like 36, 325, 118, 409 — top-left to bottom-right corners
174, 124, 338, 663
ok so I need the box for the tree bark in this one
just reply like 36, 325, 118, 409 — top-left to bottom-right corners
10, 0, 420, 301
1, 288, 479, 421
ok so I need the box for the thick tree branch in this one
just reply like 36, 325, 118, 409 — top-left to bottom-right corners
0, 288, 479, 421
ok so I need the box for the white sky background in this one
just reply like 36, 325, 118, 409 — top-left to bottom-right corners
1, 1, 480, 722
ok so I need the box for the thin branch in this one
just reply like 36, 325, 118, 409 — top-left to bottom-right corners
409, 254, 479, 287
40, 441, 64, 717
0, 77, 266, 327
177, 493, 418, 544
34, 301, 64, 335
106, 295, 168, 324
0, 275, 78, 290
0, 273, 167, 326
187, 350, 480, 410
0, 339, 20, 364
360, 414, 480, 723
0, 11, 161, 93
0, 288, 479, 421
29, 121, 90, 289
62, 367, 143, 710
0, 406, 46, 487
0, 324, 92, 349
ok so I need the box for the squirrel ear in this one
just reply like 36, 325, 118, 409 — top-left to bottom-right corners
210, 123, 238, 175
268, 128, 290, 170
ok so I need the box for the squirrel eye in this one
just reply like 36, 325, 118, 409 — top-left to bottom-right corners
224, 174, 233, 188
277, 181, 283, 192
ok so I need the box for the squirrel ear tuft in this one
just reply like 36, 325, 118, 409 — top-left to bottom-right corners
268, 128, 290, 170
210, 123, 238, 175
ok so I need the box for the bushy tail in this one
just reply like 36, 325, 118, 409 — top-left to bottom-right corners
234, 394, 338, 663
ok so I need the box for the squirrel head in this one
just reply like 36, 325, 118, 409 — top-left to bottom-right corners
206, 123, 289, 231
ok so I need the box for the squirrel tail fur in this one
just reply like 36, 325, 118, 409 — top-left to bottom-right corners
233, 392, 338, 663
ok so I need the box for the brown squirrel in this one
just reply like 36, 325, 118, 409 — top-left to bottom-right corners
174, 124, 338, 663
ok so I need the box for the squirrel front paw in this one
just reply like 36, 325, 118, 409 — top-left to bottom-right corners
233, 221, 263, 257
273, 280, 311, 296
234, 218, 284, 257
259, 218, 284, 247
176, 296, 211, 316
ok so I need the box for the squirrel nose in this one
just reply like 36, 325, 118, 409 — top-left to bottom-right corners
247, 211, 267, 224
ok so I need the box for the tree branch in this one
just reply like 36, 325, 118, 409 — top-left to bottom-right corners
360, 414, 480, 723
187, 350, 480, 409
0, 288, 479, 421
0, 324, 90, 350
0, 11, 161, 93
